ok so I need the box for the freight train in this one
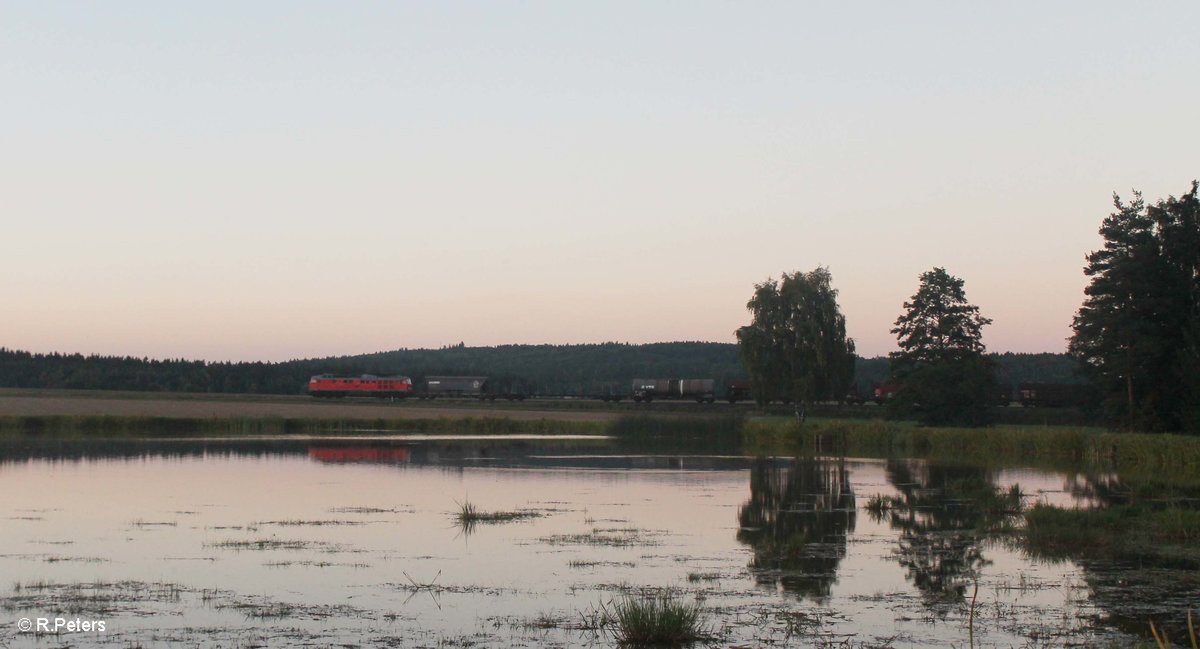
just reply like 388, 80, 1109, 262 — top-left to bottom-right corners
307, 374, 413, 398
418, 376, 527, 401
631, 378, 716, 403
307, 374, 527, 400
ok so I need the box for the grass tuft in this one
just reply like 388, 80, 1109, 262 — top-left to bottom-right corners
455, 500, 542, 528
604, 593, 709, 646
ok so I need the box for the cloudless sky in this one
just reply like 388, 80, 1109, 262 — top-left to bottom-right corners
3, 2, 1198, 362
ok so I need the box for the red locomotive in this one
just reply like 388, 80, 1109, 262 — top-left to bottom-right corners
307, 374, 413, 398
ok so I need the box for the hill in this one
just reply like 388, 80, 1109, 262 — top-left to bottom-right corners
0, 345, 1082, 397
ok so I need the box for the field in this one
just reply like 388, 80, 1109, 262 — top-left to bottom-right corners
0, 388, 618, 423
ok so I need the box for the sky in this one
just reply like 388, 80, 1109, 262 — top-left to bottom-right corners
3, 2, 1198, 362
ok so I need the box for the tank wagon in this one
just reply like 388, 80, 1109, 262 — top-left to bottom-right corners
631, 378, 715, 403
307, 374, 413, 398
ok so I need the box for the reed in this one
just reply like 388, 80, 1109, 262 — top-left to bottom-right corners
1151, 609, 1198, 649
742, 417, 1200, 476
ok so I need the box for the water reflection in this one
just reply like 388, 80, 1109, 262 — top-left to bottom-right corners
736, 457, 856, 600
876, 460, 1021, 610
1034, 471, 1200, 638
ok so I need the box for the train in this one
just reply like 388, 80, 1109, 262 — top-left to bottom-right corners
306, 374, 527, 400
1016, 383, 1092, 408
418, 376, 527, 401
307, 374, 413, 398
308, 374, 1091, 409
631, 378, 716, 403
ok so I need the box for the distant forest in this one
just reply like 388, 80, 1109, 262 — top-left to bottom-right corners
0, 344, 1081, 398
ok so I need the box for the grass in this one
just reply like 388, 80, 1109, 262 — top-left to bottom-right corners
742, 417, 1200, 477
603, 593, 710, 646
1024, 502, 1200, 561
0, 414, 607, 436
685, 572, 720, 582
541, 527, 661, 547
205, 538, 350, 552
455, 500, 542, 526
10, 405, 1198, 481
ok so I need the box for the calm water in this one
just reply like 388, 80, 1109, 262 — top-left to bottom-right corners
0, 435, 1177, 647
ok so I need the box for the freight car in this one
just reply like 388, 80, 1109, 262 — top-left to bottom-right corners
420, 376, 527, 401
726, 380, 752, 403
307, 374, 413, 398
631, 378, 715, 403
1017, 383, 1091, 408
725, 380, 787, 403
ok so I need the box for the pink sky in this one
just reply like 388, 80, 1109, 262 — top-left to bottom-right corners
4, 3, 1197, 362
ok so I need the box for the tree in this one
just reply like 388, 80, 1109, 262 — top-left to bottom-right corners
1069, 182, 1200, 432
889, 267, 996, 426
736, 267, 856, 418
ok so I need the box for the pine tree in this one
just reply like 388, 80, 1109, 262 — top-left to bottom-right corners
890, 268, 996, 426
1070, 183, 1200, 432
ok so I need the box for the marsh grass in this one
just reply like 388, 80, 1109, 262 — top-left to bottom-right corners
254, 519, 365, 527
568, 560, 638, 569
1024, 503, 1200, 560
743, 418, 1200, 478
686, 572, 721, 582
205, 538, 349, 552
455, 500, 543, 531
541, 527, 660, 547
3, 580, 184, 615
603, 593, 710, 646
328, 506, 409, 514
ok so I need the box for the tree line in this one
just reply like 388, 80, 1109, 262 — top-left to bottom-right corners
740, 181, 1199, 432
0, 344, 1078, 399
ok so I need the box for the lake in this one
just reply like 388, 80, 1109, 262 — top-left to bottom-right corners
0, 434, 1191, 647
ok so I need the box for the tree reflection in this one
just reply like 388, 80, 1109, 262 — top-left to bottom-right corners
874, 460, 1021, 611
1031, 471, 1200, 639
736, 457, 856, 601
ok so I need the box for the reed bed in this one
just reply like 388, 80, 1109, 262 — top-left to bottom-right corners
742, 418, 1200, 475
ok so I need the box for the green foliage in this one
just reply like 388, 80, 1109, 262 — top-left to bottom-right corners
604, 594, 709, 645
1024, 501, 1200, 560
889, 268, 997, 426
892, 268, 991, 362
735, 267, 856, 411
894, 356, 997, 426
1, 344, 1086, 403
1070, 182, 1200, 432
855, 351, 1084, 395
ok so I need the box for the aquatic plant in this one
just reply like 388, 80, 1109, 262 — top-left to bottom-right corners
742, 417, 1200, 478
604, 593, 709, 646
1024, 502, 1200, 559
454, 500, 541, 526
